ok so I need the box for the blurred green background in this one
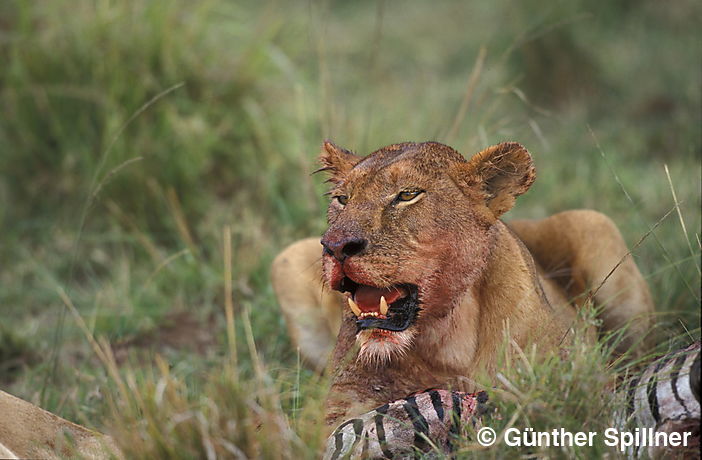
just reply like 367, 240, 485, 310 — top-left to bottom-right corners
0, 0, 699, 456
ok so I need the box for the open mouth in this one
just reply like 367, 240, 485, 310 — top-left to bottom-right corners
337, 277, 420, 332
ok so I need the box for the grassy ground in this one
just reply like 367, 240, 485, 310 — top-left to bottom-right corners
0, 0, 699, 458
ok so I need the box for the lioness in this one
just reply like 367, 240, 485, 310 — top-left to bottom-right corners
271, 140, 654, 426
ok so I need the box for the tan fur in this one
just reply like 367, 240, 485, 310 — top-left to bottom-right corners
271, 237, 342, 371
0, 389, 119, 459
271, 140, 654, 426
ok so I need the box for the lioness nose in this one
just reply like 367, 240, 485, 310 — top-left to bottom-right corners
321, 237, 368, 260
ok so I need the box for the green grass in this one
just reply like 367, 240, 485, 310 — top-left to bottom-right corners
0, 0, 699, 457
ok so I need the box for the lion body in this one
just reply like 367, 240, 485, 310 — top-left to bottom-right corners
271, 141, 654, 427
0, 389, 118, 459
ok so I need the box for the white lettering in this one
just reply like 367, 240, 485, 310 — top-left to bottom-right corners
620, 431, 635, 452
573, 432, 588, 446
499, 427, 692, 450
504, 428, 520, 446
604, 428, 619, 447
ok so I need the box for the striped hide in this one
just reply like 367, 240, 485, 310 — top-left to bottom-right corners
322, 390, 488, 460
619, 340, 700, 458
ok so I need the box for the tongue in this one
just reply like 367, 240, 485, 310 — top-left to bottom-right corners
354, 285, 408, 312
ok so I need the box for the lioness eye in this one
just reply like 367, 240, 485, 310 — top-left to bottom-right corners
397, 190, 422, 202
335, 195, 349, 205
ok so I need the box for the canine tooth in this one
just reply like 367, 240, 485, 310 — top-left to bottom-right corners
380, 296, 389, 315
348, 297, 362, 316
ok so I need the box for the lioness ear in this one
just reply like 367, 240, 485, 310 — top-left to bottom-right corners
454, 142, 535, 216
315, 140, 362, 183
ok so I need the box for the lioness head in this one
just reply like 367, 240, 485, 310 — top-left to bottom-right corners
319, 140, 535, 364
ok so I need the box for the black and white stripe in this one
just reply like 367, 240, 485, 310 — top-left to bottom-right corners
323, 389, 489, 460
625, 341, 700, 427
618, 340, 700, 458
